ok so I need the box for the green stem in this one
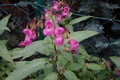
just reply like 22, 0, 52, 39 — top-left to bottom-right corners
53, 43, 58, 61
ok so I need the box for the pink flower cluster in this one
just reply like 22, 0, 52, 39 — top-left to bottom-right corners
43, 0, 79, 51
19, 28, 36, 47
43, 19, 65, 46
52, 0, 70, 23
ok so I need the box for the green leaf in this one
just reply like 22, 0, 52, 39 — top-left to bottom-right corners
109, 56, 120, 67
89, 56, 100, 62
76, 55, 85, 67
57, 54, 68, 66
13, 40, 54, 59
62, 52, 73, 62
6, 58, 48, 80
78, 45, 88, 56
69, 16, 91, 25
0, 15, 10, 34
36, 63, 53, 80
43, 72, 58, 80
67, 30, 98, 43
63, 70, 79, 80
0, 40, 12, 62
87, 63, 104, 70
66, 63, 82, 71
10, 48, 24, 59
65, 25, 73, 33
14, 61, 28, 68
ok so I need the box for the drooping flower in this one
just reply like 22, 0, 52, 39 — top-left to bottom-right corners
68, 39, 79, 51
54, 36, 64, 46
56, 14, 62, 23
45, 19, 54, 28
52, 1, 59, 11
23, 28, 36, 40
116, 70, 120, 76
30, 31, 37, 40
54, 27, 65, 37
19, 28, 37, 47
23, 36, 32, 46
43, 28, 54, 36
62, 6, 70, 18
19, 36, 32, 47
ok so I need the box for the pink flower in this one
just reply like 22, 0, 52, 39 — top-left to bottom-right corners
68, 39, 79, 51
43, 28, 54, 36
54, 36, 64, 46
52, 1, 59, 11
62, 6, 70, 18
44, 9, 52, 19
23, 36, 32, 46
23, 28, 31, 35
19, 36, 32, 47
45, 19, 54, 28
116, 70, 120, 76
56, 14, 62, 23
54, 27, 65, 37
19, 41, 25, 47
30, 31, 37, 40
23, 28, 36, 40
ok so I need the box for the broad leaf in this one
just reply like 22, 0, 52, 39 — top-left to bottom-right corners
13, 40, 54, 59
10, 48, 24, 59
87, 63, 104, 70
109, 56, 120, 67
66, 63, 82, 71
0, 15, 10, 34
67, 30, 98, 43
63, 70, 79, 80
43, 72, 58, 80
0, 40, 12, 62
61, 52, 73, 62
6, 58, 48, 80
69, 16, 91, 25
78, 46, 88, 56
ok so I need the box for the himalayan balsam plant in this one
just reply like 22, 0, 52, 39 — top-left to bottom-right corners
0, 1, 120, 80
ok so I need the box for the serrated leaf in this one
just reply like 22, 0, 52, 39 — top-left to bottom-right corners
66, 30, 98, 43
87, 63, 104, 70
0, 40, 12, 62
43, 72, 58, 80
6, 58, 48, 80
109, 56, 120, 67
63, 70, 79, 80
69, 16, 91, 25
14, 40, 54, 59
0, 15, 10, 34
